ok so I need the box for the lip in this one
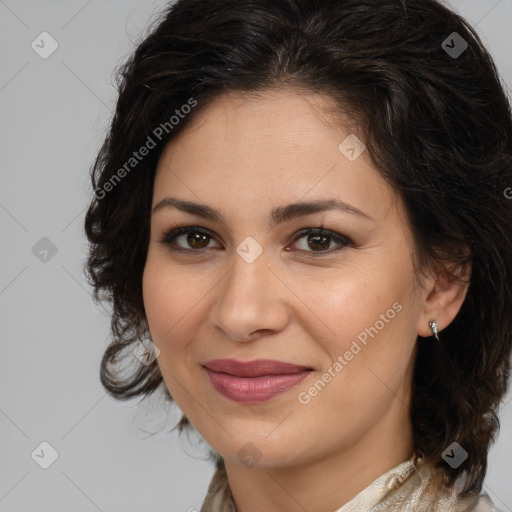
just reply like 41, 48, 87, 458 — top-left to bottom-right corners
203, 359, 313, 403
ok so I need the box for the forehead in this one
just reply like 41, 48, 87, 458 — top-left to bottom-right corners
153, 88, 400, 227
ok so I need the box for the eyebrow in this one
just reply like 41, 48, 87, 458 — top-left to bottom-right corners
152, 197, 374, 226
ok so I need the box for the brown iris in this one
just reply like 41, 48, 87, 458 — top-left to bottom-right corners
308, 234, 331, 251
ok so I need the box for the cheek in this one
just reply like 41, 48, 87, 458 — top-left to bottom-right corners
142, 257, 198, 350
303, 267, 418, 407
142, 253, 222, 374
291, 264, 405, 357
142, 259, 204, 402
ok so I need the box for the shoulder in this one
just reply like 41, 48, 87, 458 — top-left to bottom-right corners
470, 492, 504, 512
394, 460, 505, 512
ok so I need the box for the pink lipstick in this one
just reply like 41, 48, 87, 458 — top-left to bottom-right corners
203, 359, 313, 403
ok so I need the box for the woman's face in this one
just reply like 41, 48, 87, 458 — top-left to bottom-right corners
143, 89, 432, 469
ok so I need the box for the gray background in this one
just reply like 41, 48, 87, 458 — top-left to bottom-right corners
0, 1, 511, 511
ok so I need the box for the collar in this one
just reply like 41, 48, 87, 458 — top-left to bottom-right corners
203, 453, 501, 512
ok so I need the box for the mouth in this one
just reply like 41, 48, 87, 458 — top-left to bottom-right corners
202, 359, 314, 403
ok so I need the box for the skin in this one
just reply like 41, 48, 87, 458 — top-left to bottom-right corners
142, 88, 470, 512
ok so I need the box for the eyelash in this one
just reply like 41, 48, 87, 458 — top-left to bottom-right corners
157, 225, 353, 257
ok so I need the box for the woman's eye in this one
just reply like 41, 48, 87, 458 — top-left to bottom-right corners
158, 227, 220, 252
158, 226, 352, 255
289, 228, 352, 255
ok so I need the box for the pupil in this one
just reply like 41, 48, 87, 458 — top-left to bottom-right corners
188, 233, 208, 248
309, 234, 330, 251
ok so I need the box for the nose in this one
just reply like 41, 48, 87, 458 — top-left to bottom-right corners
209, 249, 290, 342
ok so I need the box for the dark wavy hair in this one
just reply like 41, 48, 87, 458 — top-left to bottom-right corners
84, 0, 512, 497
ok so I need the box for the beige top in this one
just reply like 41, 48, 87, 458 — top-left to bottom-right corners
201, 455, 502, 512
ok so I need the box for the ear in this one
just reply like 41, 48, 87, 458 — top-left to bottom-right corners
416, 261, 471, 339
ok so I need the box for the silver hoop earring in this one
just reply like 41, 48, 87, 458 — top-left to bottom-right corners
428, 319, 440, 341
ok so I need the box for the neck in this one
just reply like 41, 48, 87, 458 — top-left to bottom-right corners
224, 399, 415, 512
